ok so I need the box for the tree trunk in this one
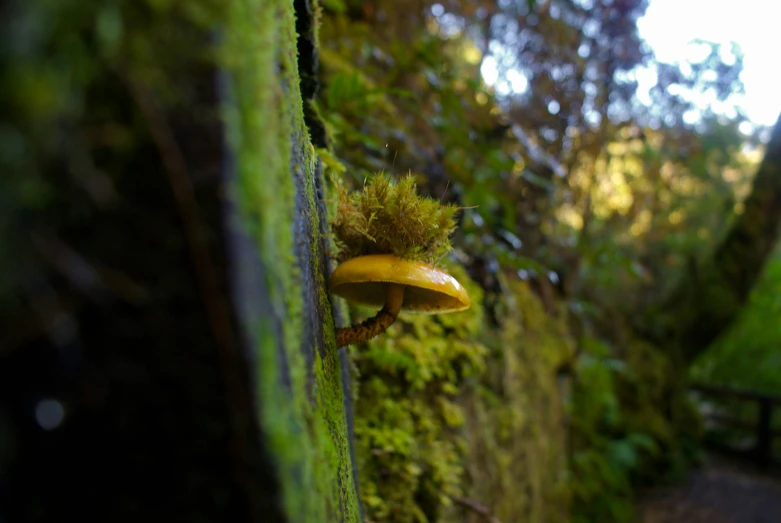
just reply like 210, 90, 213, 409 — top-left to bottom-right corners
645, 114, 781, 362
0, 1, 361, 522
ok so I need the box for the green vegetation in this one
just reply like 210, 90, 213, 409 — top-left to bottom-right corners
348, 266, 574, 523
454, 277, 574, 523
3, 0, 780, 521
236, 0, 360, 520
331, 174, 459, 264
691, 241, 781, 394
688, 241, 781, 451
315, 1, 780, 522
351, 264, 486, 522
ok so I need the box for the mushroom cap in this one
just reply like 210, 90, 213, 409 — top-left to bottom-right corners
329, 254, 471, 314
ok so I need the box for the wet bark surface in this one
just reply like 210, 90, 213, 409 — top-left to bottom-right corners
637, 454, 781, 523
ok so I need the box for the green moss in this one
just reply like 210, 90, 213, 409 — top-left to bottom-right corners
224, 0, 306, 516
350, 268, 573, 523
225, 0, 359, 520
306, 138, 361, 522
351, 263, 485, 523
452, 278, 573, 523
1, 0, 357, 519
331, 173, 460, 265
0, 0, 360, 519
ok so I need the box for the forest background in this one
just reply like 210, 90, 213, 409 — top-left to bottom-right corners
314, 0, 781, 521
2, 0, 781, 522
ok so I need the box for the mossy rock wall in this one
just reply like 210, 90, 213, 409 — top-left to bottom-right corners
1, 0, 360, 521
348, 265, 574, 523
455, 278, 574, 523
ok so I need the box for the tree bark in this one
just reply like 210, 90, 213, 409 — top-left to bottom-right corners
0, 0, 361, 522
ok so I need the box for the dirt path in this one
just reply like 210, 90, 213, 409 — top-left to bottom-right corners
636, 454, 781, 523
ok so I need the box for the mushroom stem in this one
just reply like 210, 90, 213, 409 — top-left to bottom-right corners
336, 283, 405, 347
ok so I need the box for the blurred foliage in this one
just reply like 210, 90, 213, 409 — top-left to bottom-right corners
316, 0, 769, 521
570, 336, 702, 523
2, 0, 777, 521
453, 276, 574, 523
0, 0, 227, 333
315, 0, 763, 314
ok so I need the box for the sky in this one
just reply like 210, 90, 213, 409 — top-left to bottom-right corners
478, 0, 780, 131
638, 0, 780, 127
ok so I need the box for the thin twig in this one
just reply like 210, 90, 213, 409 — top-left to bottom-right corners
122, 74, 235, 355
451, 495, 503, 523
31, 231, 149, 304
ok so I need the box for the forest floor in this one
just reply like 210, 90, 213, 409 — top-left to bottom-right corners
636, 453, 781, 523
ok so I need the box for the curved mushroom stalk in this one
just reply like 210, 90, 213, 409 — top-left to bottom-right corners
335, 284, 404, 347
329, 254, 471, 348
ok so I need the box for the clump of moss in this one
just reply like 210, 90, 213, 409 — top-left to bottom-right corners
331, 173, 459, 265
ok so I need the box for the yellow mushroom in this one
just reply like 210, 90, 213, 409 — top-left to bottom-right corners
329, 254, 471, 347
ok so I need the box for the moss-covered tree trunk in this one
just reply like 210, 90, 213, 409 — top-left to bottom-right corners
641, 114, 781, 363
0, 0, 360, 521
